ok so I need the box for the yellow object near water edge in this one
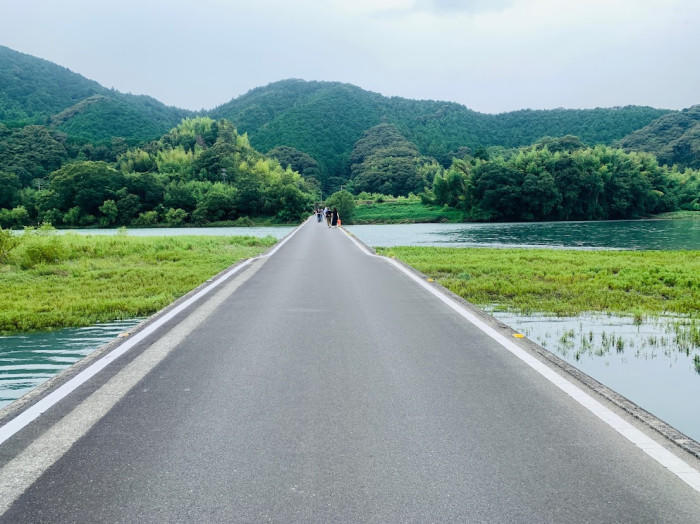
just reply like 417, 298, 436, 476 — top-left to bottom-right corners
513, 333, 525, 338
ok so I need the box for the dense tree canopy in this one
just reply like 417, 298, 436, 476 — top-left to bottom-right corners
267, 146, 322, 186
429, 143, 700, 221
212, 79, 671, 182
1, 47, 697, 226
348, 124, 438, 196
619, 105, 700, 169
0, 118, 316, 228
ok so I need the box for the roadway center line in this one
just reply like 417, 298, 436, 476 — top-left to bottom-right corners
341, 227, 700, 493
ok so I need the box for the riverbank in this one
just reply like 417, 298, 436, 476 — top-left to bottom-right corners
377, 246, 700, 319
0, 232, 276, 334
351, 199, 699, 225
352, 200, 464, 224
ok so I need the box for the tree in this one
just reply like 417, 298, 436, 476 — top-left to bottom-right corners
49, 161, 125, 216
326, 190, 355, 223
98, 200, 119, 227
194, 183, 236, 222
0, 171, 20, 209
267, 146, 322, 182
164, 208, 188, 226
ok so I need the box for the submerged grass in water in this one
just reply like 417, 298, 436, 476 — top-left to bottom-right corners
0, 232, 276, 334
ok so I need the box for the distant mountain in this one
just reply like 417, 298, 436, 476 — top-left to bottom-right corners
619, 105, 700, 169
0, 45, 683, 183
0, 45, 190, 142
211, 79, 671, 184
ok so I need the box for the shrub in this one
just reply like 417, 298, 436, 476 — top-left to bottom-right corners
133, 210, 159, 226
0, 227, 20, 263
326, 190, 356, 223
16, 237, 67, 269
164, 207, 188, 226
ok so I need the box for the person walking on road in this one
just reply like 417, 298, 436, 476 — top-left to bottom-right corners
324, 207, 332, 228
316, 208, 322, 223
331, 208, 339, 228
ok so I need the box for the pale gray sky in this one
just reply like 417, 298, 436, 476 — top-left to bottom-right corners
2, 0, 699, 113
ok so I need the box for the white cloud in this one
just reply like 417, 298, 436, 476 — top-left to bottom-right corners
0, 0, 698, 112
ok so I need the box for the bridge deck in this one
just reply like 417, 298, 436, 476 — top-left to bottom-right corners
1, 220, 699, 522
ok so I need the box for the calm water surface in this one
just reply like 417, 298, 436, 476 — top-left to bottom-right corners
0, 319, 143, 408
346, 218, 700, 250
487, 310, 700, 441
39, 226, 295, 239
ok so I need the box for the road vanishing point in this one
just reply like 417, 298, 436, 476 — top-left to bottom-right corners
1, 219, 699, 522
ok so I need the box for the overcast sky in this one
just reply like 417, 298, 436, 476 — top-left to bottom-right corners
2, 0, 699, 113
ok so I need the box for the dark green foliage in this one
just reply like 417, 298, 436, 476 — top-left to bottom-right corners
54, 94, 189, 143
49, 161, 125, 216
267, 146, 322, 184
0, 45, 189, 143
326, 190, 355, 223
433, 144, 699, 221
1, 48, 695, 226
619, 105, 700, 169
0, 45, 103, 123
0, 171, 21, 208
0, 117, 315, 227
212, 79, 670, 182
348, 124, 433, 196
0, 124, 68, 185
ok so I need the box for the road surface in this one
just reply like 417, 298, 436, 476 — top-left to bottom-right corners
1, 219, 699, 522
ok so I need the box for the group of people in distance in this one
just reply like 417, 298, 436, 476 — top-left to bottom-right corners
315, 206, 340, 228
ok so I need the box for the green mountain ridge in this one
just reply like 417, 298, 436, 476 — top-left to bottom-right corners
0, 45, 190, 142
1, 44, 698, 191
211, 79, 672, 187
618, 105, 700, 169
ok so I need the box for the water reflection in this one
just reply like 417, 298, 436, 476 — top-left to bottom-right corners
0, 319, 143, 408
347, 218, 700, 250
487, 309, 700, 441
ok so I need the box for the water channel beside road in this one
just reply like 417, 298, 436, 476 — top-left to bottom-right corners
346, 217, 700, 250
0, 319, 143, 409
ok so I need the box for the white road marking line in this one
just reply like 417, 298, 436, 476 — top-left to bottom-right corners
341, 227, 700, 493
0, 219, 307, 447
0, 260, 265, 515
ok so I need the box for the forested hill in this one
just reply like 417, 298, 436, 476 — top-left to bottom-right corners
0, 45, 689, 183
211, 79, 670, 175
0, 45, 190, 142
619, 105, 700, 169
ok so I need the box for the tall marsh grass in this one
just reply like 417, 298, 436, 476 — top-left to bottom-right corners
377, 247, 700, 318
0, 229, 276, 334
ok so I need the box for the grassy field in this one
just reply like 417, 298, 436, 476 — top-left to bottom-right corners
0, 232, 276, 334
377, 246, 700, 319
352, 200, 464, 224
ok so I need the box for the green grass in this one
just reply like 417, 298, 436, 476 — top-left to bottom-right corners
0, 233, 276, 334
352, 201, 464, 224
377, 247, 700, 318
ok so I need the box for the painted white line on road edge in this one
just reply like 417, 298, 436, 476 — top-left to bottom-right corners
0, 219, 308, 447
341, 227, 700, 493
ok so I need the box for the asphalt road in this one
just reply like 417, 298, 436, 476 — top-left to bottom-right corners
1, 219, 700, 522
